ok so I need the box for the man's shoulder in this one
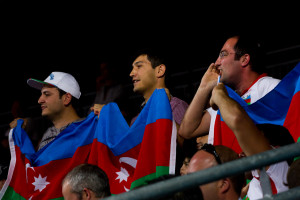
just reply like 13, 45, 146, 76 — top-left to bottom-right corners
253, 76, 280, 94
170, 96, 189, 106
241, 76, 280, 104
258, 76, 281, 85
170, 97, 189, 112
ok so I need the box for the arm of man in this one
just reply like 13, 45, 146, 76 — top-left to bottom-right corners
179, 63, 219, 139
209, 83, 271, 157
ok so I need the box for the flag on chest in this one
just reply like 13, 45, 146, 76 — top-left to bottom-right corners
0, 89, 176, 199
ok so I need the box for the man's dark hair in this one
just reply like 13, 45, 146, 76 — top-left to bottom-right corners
57, 88, 82, 116
225, 32, 266, 74
256, 124, 294, 147
132, 47, 171, 86
57, 88, 67, 98
182, 138, 199, 159
287, 159, 300, 188
256, 123, 295, 165
133, 47, 168, 69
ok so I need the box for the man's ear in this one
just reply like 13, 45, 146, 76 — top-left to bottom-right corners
63, 93, 72, 106
219, 178, 230, 194
82, 188, 93, 200
241, 54, 250, 67
156, 64, 166, 78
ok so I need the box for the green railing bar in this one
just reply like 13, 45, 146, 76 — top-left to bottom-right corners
103, 142, 300, 200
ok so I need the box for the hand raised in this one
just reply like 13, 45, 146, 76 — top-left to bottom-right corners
90, 104, 105, 118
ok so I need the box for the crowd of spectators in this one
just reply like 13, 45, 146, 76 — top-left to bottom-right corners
0, 32, 299, 200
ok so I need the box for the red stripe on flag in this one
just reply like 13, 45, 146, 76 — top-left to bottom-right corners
132, 119, 173, 181
213, 115, 242, 154
10, 144, 93, 200
284, 91, 300, 142
88, 138, 141, 194
8, 146, 30, 199
86, 119, 173, 194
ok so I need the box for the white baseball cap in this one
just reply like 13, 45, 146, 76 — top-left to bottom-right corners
27, 72, 81, 99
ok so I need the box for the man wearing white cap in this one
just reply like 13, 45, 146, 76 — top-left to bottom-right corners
11, 71, 83, 151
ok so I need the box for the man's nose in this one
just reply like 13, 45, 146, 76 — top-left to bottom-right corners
38, 95, 44, 104
129, 68, 136, 77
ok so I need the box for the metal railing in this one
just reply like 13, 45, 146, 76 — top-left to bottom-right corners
103, 142, 300, 200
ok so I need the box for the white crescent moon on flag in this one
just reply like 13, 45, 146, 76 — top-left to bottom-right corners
119, 157, 137, 168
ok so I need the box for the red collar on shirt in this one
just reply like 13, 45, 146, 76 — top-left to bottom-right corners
241, 73, 267, 96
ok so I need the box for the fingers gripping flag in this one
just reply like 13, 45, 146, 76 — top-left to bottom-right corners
0, 89, 176, 199
213, 62, 300, 153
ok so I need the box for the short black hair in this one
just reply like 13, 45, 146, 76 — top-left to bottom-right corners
287, 159, 300, 188
257, 123, 295, 165
133, 47, 169, 69
57, 88, 82, 116
256, 124, 294, 147
132, 47, 171, 86
182, 138, 199, 159
224, 32, 266, 74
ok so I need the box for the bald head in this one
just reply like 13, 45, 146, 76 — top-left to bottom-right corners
187, 145, 245, 200
188, 150, 218, 173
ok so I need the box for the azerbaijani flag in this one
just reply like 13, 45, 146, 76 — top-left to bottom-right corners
0, 89, 176, 199
213, 62, 300, 153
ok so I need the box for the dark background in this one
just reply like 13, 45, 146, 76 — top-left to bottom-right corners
1, 4, 300, 130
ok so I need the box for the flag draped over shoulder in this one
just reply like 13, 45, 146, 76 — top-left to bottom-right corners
213, 62, 300, 153
0, 89, 176, 200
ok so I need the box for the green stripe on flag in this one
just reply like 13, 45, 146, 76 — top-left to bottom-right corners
51, 197, 64, 200
130, 166, 170, 189
1, 186, 26, 200
294, 137, 300, 161
1, 186, 64, 200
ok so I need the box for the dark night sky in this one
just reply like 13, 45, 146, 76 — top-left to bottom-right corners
1, 4, 299, 115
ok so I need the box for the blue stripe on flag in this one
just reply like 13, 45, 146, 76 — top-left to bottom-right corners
222, 62, 300, 125
96, 88, 172, 156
